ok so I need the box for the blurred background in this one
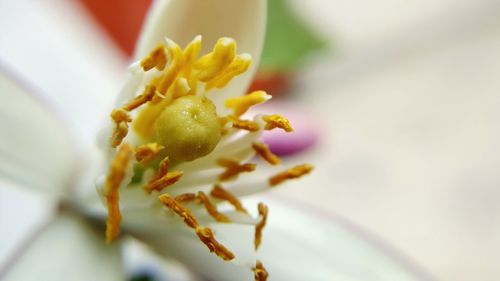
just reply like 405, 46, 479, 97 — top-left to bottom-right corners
1, 0, 500, 280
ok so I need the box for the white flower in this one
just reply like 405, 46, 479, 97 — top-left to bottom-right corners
0, 1, 427, 281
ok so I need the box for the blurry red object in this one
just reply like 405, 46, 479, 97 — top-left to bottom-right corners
78, 0, 152, 56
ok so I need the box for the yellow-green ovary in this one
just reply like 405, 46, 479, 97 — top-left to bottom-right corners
153, 95, 221, 161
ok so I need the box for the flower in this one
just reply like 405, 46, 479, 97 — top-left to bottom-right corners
0, 1, 426, 281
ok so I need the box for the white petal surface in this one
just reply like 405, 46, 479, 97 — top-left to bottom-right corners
0, 70, 77, 194
0, 0, 126, 147
140, 198, 428, 281
135, 0, 267, 111
1, 212, 124, 281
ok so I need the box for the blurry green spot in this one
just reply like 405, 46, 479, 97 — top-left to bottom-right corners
261, 0, 327, 71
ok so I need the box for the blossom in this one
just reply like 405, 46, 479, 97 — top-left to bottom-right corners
0, 1, 426, 281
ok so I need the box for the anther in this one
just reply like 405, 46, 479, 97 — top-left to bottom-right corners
253, 260, 269, 281
140, 44, 167, 71
230, 116, 260, 132
197, 191, 230, 222
254, 203, 268, 250
195, 226, 235, 261
159, 194, 199, 229
174, 193, 198, 203
105, 143, 133, 243
269, 164, 313, 187
145, 171, 184, 193
252, 142, 281, 165
194, 37, 236, 82
262, 114, 293, 132
111, 122, 128, 148
210, 184, 247, 213
205, 53, 252, 90
217, 158, 256, 181
225, 91, 271, 117
135, 143, 164, 165
123, 85, 157, 111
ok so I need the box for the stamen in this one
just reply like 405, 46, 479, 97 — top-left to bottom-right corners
262, 114, 293, 132
110, 109, 131, 148
194, 37, 236, 82
123, 85, 157, 111
159, 194, 199, 229
210, 184, 247, 213
157, 39, 184, 94
195, 226, 235, 261
135, 143, 164, 165
254, 203, 268, 250
225, 91, 271, 117
252, 142, 281, 165
140, 44, 167, 71
253, 260, 269, 281
230, 116, 260, 132
205, 53, 252, 90
110, 122, 129, 148
217, 158, 256, 181
197, 191, 230, 222
145, 171, 184, 193
174, 193, 198, 203
111, 108, 132, 123
105, 143, 133, 243
149, 156, 170, 183
269, 164, 314, 187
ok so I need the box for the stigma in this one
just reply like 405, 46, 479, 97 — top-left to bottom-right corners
100, 35, 314, 279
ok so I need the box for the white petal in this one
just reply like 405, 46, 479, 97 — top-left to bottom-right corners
0, 69, 77, 195
135, 0, 267, 110
139, 198, 427, 281
1, 212, 124, 281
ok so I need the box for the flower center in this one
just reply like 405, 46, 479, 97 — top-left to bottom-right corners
101, 35, 313, 281
153, 95, 221, 161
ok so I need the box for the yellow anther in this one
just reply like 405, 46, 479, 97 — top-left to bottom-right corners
230, 116, 260, 132
182, 35, 202, 66
197, 191, 230, 222
210, 184, 247, 213
110, 121, 129, 148
123, 85, 158, 111
254, 203, 268, 250
205, 53, 252, 90
149, 156, 170, 183
157, 39, 184, 94
140, 44, 167, 71
217, 158, 256, 181
225, 91, 271, 117
159, 194, 199, 229
111, 108, 132, 123
195, 226, 235, 261
252, 142, 281, 165
105, 143, 133, 243
253, 260, 269, 281
144, 171, 184, 193
269, 164, 314, 187
194, 37, 236, 82
135, 143, 164, 165
167, 77, 191, 100
262, 114, 293, 132
174, 193, 198, 203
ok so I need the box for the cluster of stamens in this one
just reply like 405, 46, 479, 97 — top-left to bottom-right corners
101, 36, 313, 281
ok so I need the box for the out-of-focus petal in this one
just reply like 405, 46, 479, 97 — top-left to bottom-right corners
0, 212, 124, 281
135, 0, 267, 110
0, 0, 126, 147
139, 198, 428, 281
0, 69, 77, 195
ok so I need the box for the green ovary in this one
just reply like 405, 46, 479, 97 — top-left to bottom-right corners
153, 95, 221, 162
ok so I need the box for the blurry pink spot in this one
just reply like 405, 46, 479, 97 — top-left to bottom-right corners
252, 101, 320, 156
